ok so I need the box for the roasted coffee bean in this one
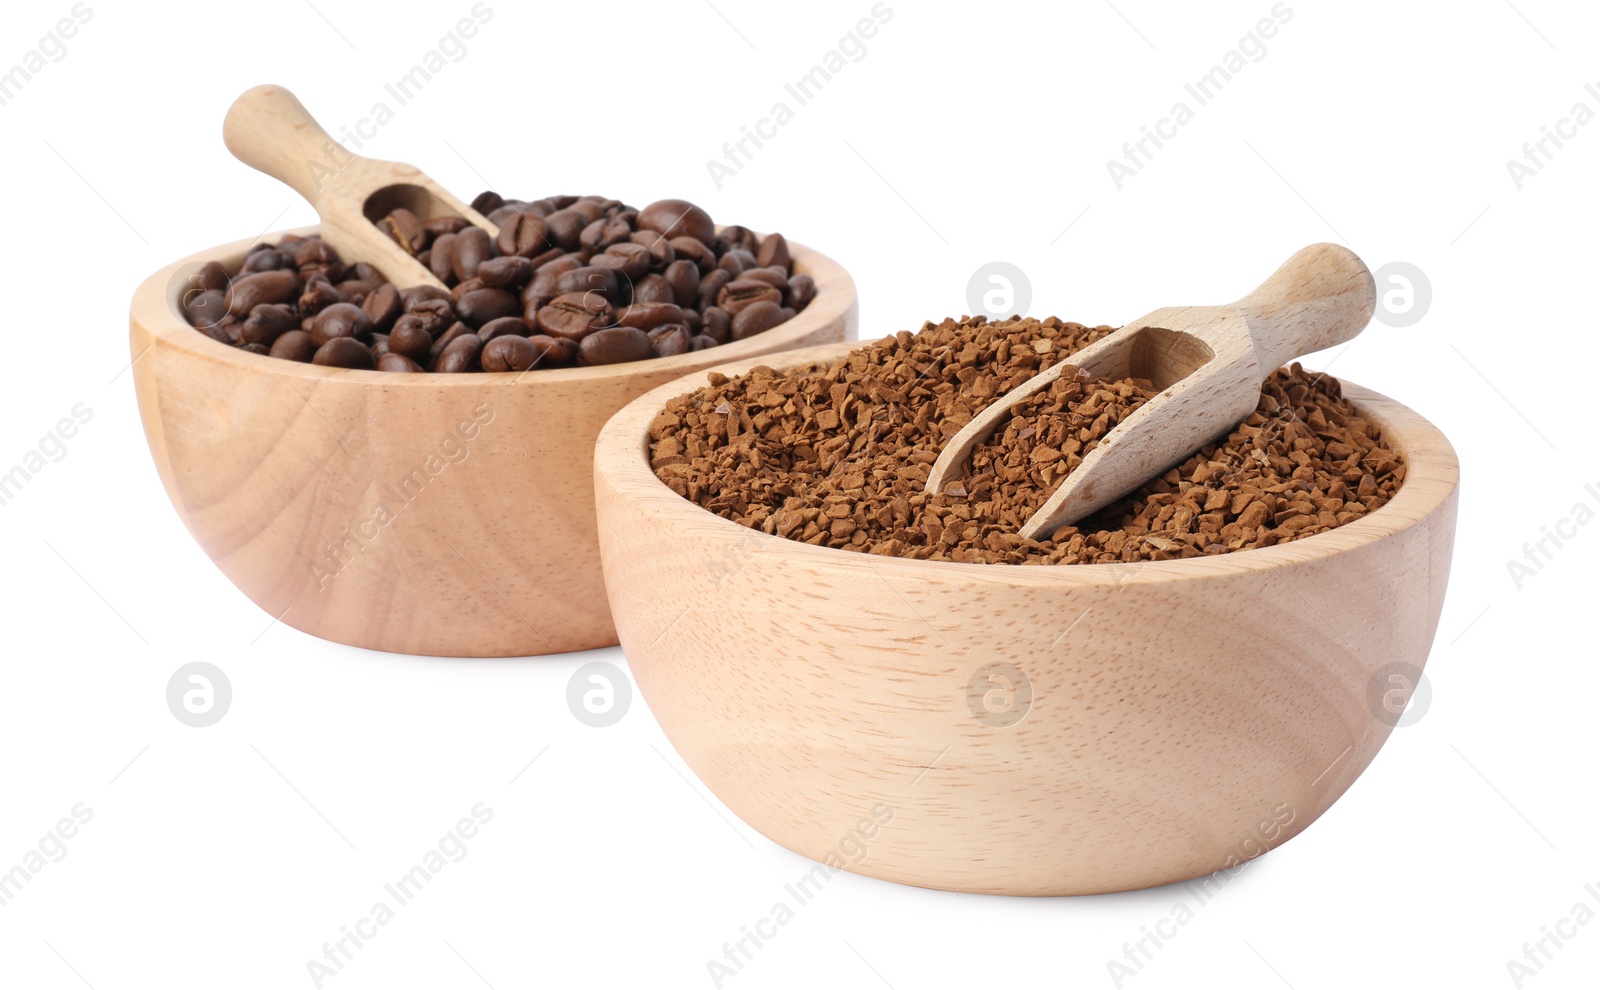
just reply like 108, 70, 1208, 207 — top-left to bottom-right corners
298, 275, 344, 317
756, 232, 790, 269
528, 256, 583, 299
689, 334, 717, 351
591, 242, 651, 281
361, 283, 402, 332
537, 292, 614, 340
647, 323, 690, 357
381, 208, 428, 255
526, 334, 578, 366
408, 298, 456, 336
739, 267, 789, 293
239, 248, 286, 273
630, 231, 675, 270
787, 273, 816, 310
196, 260, 231, 293
456, 287, 521, 328
701, 307, 731, 344
477, 316, 530, 341
435, 333, 483, 373
718, 279, 782, 316
184, 289, 229, 329
543, 208, 588, 250
726, 225, 760, 253
477, 256, 533, 289
470, 190, 504, 215
481, 334, 541, 372
663, 260, 700, 308
312, 336, 377, 369
555, 266, 620, 300
429, 232, 458, 283
669, 236, 716, 271
631, 273, 675, 305
310, 302, 373, 345
228, 270, 300, 318
430, 321, 475, 359
388, 318, 434, 363
451, 226, 492, 282
497, 213, 549, 258
240, 342, 270, 356
451, 277, 485, 302
637, 199, 716, 243
731, 300, 787, 340
240, 304, 298, 347
616, 302, 683, 330
400, 285, 450, 309
425, 215, 469, 238
579, 326, 653, 366
697, 268, 731, 313
200, 194, 812, 372
378, 352, 424, 373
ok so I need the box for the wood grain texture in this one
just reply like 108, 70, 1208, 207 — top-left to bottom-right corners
130, 228, 855, 657
594, 339, 1459, 895
927, 244, 1377, 539
222, 84, 497, 290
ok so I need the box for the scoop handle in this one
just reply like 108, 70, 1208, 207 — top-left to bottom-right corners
1231, 243, 1376, 374
223, 84, 347, 207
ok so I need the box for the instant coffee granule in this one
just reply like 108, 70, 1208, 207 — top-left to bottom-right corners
648, 315, 1405, 564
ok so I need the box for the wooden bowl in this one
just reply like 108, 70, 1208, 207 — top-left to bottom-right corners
593, 340, 1460, 895
129, 228, 856, 657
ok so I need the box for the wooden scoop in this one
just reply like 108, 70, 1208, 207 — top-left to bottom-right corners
926, 243, 1376, 541
222, 84, 497, 289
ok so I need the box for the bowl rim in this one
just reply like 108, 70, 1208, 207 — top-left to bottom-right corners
595, 338, 1461, 585
129, 225, 857, 388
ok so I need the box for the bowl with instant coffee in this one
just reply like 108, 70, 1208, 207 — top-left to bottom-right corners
592, 319, 1459, 895
129, 197, 856, 657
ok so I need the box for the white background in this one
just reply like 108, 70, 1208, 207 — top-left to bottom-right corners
1, 0, 1596, 987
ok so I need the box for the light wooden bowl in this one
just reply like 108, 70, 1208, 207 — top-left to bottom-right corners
130, 227, 856, 657
594, 340, 1459, 895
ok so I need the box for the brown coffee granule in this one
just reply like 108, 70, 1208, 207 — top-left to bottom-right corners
648, 315, 1404, 564
965, 367, 1157, 522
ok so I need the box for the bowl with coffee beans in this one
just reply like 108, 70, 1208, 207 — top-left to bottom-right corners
593, 313, 1459, 895
129, 194, 856, 657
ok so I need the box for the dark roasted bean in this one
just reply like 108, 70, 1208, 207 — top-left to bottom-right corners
361, 283, 402, 332
756, 232, 790, 269
787, 273, 816, 310
312, 337, 376, 369
700, 307, 732, 344
381, 208, 428, 255
536, 292, 613, 340
663, 260, 700, 307
477, 256, 533, 290
429, 232, 458, 284
637, 199, 716, 243
227, 270, 300, 318
647, 323, 691, 357
616, 303, 682, 330
378, 352, 424, 373
579, 326, 653, 366
241, 303, 298, 347
731, 300, 787, 340
435, 333, 483, 373
555, 266, 620, 300
481, 334, 541, 372
455, 287, 521, 328
497, 213, 549, 258
388, 318, 435, 363
718, 278, 782, 316
625, 272, 671, 305
310, 303, 373, 345
526, 334, 578, 366
478, 316, 530, 341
